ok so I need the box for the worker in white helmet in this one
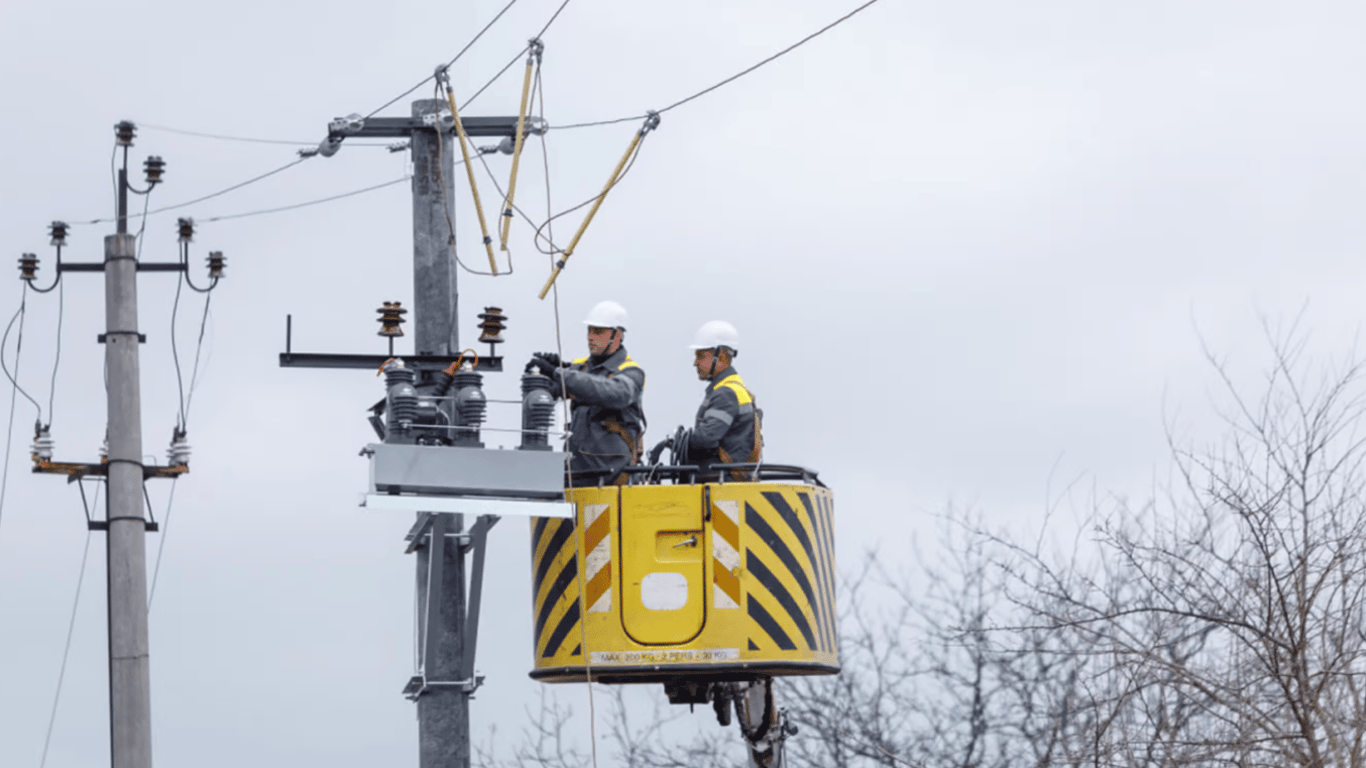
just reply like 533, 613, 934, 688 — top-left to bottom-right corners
528, 300, 646, 486
649, 320, 762, 479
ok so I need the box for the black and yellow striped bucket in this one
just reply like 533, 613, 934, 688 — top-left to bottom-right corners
529, 482, 838, 683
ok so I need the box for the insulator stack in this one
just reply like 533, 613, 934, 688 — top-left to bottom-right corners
451, 369, 487, 447
519, 372, 556, 451
144, 155, 166, 185
177, 218, 195, 243
378, 301, 407, 337
48, 221, 68, 247
115, 120, 136, 146
18, 253, 38, 281
477, 306, 506, 358
31, 426, 54, 461
206, 251, 226, 279
167, 429, 191, 466
384, 362, 419, 442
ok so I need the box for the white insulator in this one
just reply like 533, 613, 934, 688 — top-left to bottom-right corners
31, 432, 55, 460
168, 436, 191, 466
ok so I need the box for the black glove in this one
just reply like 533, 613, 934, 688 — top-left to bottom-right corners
648, 437, 672, 465
533, 351, 567, 369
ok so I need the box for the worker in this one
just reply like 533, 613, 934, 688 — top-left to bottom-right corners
649, 320, 762, 479
528, 300, 646, 486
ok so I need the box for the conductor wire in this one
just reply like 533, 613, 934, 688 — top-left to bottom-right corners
536, 71, 600, 768
537, 113, 658, 299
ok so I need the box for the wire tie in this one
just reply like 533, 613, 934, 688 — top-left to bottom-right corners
556, 259, 567, 269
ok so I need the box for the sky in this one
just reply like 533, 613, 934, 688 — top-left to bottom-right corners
1, 0, 1365, 766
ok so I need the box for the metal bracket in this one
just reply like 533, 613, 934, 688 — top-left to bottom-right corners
407, 513, 499, 703
401, 674, 484, 701
98, 332, 147, 344
33, 459, 187, 482
87, 519, 160, 532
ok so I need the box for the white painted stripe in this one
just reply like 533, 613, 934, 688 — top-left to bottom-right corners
713, 529, 740, 572
713, 583, 740, 610
583, 503, 610, 526
589, 588, 612, 613
586, 538, 611, 579
714, 499, 739, 524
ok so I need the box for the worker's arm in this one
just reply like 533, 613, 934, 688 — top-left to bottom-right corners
562, 367, 645, 409
689, 387, 739, 452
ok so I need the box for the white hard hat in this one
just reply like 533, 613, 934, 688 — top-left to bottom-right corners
583, 300, 629, 331
689, 320, 740, 353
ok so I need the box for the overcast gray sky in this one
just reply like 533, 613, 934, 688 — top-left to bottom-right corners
2, 0, 1365, 765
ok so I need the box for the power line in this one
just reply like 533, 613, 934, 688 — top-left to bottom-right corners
0, 286, 29, 538
147, 478, 178, 609
536, 0, 573, 38
45, 279, 63, 429
39, 524, 95, 768
1, 286, 41, 422
139, 123, 317, 147
553, 0, 887, 130
199, 175, 411, 223
138, 123, 392, 148
72, 156, 310, 227
363, 0, 521, 119
461, 46, 529, 112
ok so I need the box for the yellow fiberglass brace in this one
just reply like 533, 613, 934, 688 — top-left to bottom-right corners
537, 111, 660, 300
441, 76, 499, 274
500, 40, 542, 251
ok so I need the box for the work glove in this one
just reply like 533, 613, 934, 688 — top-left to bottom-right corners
533, 351, 567, 369
647, 437, 672, 465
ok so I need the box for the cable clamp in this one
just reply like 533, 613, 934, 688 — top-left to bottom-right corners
433, 64, 451, 86
640, 110, 661, 136
528, 37, 545, 64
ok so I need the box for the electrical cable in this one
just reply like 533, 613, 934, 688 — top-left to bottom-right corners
434, 101, 509, 277
553, 0, 886, 130
534, 71, 599, 768
138, 122, 390, 148
1, 286, 41, 422
363, 0, 521, 119
183, 291, 213, 423
38, 519, 95, 768
536, 0, 573, 38
71, 156, 310, 227
45, 278, 63, 430
170, 250, 188, 430
459, 46, 528, 112
198, 175, 412, 223
0, 287, 28, 537
147, 477, 178, 609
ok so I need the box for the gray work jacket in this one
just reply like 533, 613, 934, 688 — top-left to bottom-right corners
687, 366, 761, 468
560, 346, 646, 484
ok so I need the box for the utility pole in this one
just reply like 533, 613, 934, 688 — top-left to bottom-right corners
27, 121, 213, 768
410, 96, 470, 768
105, 215, 153, 768
279, 96, 539, 768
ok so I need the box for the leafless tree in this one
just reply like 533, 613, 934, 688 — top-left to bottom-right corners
486, 330, 1366, 768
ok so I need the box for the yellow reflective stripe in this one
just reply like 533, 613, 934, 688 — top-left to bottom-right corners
714, 374, 752, 405
572, 356, 588, 364
617, 356, 640, 371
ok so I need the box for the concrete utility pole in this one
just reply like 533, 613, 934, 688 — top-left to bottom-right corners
281, 98, 534, 768
410, 97, 471, 768
28, 122, 214, 768
104, 221, 153, 768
